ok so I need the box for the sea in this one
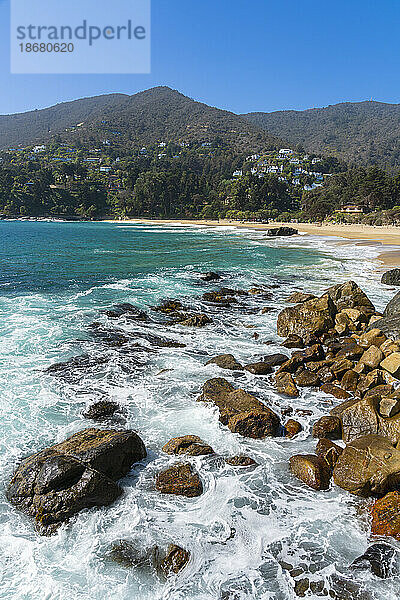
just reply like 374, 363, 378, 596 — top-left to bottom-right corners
0, 220, 398, 600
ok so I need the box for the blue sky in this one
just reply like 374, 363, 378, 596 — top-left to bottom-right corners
1, 0, 400, 115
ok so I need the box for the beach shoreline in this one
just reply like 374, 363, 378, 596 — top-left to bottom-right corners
106, 218, 400, 267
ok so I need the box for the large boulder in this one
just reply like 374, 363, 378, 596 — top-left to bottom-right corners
330, 396, 379, 442
326, 280, 375, 313
277, 294, 336, 338
333, 434, 400, 496
7, 429, 146, 534
369, 315, 400, 341
267, 227, 298, 236
382, 269, 400, 286
289, 454, 331, 490
384, 291, 400, 317
351, 544, 398, 578
371, 491, 400, 540
198, 378, 281, 438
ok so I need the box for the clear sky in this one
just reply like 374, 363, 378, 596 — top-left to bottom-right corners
1, 0, 400, 115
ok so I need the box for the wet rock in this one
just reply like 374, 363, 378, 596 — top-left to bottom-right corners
285, 419, 303, 438
88, 324, 130, 347
109, 540, 158, 569
330, 396, 379, 442
316, 438, 343, 470
281, 334, 304, 349
155, 463, 203, 497
351, 543, 397, 578
275, 372, 300, 397
261, 353, 289, 367
202, 290, 237, 306
379, 393, 400, 418
333, 434, 400, 496
286, 292, 317, 304
261, 306, 275, 314
359, 328, 387, 349
201, 271, 221, 282
294, 369, 320, 387
289, 454, 331, 490
267, 226, 298, 236
336, 344, 364, 360
198, 378, 281, 438
320, 383, 350, 400
363, 383, 394, 402
45, 354, 109, 378
381, 352, 400, 378
248, 287, 273, 299
371, 491, 400, 540
206, 354, 243, 370
384, 291, 400, 317
244, 361, 272, 375
225, 455, 258, 467
317, 365, 335, 383
162, 435, 215, 456
277, 294, 336, 338
180, 314, 212, 327
367, 315, 400, 341
103, 303, 149, 321
382, 269, 400, 286
153, 299, 185, 314
312, 416, 342, 440
6, 429, 146, 534
330, 358, 354, 378
83, 400, 120, 421
228, 409, 281, 439
326, 280, 375, 313
160, 544, 190, 576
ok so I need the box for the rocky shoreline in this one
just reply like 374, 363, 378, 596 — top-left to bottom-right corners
6, 265, 400, 594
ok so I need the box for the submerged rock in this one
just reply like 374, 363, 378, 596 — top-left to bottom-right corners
160, 544, 190, 576
267, 227, 298, 237
201, 271, 221, 282
179, 314, 212, 327
109, 540, 159, 569
162, 435, 215, 456
156, 463, 203, 497
351, 543, 397, 578
225, 455, 258, 467
7, 429, 147, 534
83, 400, 120, 421
103, 303, 149, 321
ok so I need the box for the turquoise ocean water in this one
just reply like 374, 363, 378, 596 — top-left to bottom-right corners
0, 220, 397, 600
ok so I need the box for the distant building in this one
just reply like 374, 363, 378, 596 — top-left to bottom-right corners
337, 204, 364, 214
279, 148, 294, 156
233, 169, 243, 177
33, 145, 46, 153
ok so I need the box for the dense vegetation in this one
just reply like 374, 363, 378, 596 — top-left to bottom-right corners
244, 101, 400, 171
0, 87, 281, 153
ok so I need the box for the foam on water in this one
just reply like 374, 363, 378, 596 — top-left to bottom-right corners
0, 221, 398, 600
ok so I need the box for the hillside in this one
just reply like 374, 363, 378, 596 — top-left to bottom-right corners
0, 87, 282, 153
244, 101, 400, 171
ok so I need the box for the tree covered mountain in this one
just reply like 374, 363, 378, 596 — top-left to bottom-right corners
244, 101, 400, 171
0, 87, 282, 153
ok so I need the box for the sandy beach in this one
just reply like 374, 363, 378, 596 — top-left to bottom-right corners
107, 218, 400, 267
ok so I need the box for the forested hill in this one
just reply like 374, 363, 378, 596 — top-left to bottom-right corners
0, 93, 127, 149
0, 87, 282, 153
243, 101, 400, 171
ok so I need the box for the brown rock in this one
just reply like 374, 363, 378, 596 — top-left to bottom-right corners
285, 419, 302, 438
359, 328, 387, 349
206, 354, 243, 370
341, 369, 359, 392
331, 358, 354, 378
261, 353, 289, 367
381, 352, 400, 378
285, 292, 316, 304
333, 434, 400, 496
370, 491, 400, 540
162, 436, 215, 456
316, 438, 343, 470
312, 416, 342, 440
180, 314, 212, 327
326, 281, 375, 313
160, 544, 190, 576
228, 410, 281, 438
356, 370, 385, 395
317, 365, 335, 383
321, 383, 351, 400
277, 294, 336, 338
293, 369, 320, 387
225, 455, 258, 467
330, 396, 379, 442
275, 372, 300, 397
244, 361, 272, 375
363, 383, 393, 401
289, 454, 331, 490
335, 344, 364, 360
261, 306, 275, 314
381, 339, 400, 357
156, 463, 203, 497
281, 334, 304, 349
359, 346, 384, 369
379, 392, 400, 418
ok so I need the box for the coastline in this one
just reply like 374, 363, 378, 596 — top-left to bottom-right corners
106, 218, 400, 267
